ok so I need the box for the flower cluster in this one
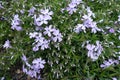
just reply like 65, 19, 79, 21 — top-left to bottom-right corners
29, 25, 63, 51
34, 9, 53, 26
86, 41, 103, 61
3, 40, 12, 49
11, 14, 22, 31
21, 54, 46, 79
1, 0, 120, 79
100, 59, 119, 69
28, 8, 62, 51
74, 7, 101, 33
66, 0, 82, 14
29, 32, 49, 51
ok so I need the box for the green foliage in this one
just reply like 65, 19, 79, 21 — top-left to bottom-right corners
0, 0, 120, 80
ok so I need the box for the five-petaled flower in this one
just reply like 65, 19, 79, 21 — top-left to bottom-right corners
3, 40, 12, 49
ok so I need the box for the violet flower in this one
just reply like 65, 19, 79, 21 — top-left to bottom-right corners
100, 59, 119, 69
34, 14, 47, 26
71, 0, 82, 5
40, 39, 50, 50
29, 32, 38, 38
86, 41, 103, 61
0, 3, 4, 9
74, 24, 86, 33
66, 0, 82, 14
86, 7, 95, 18
109, 28, 115, 33
28, 7, 36, 16
40, 9, 53, 16
43, 25, 53, 37
52, 29, 63, 42
32, 58, 46, 69
32, 46, 39, 52
11, 14, 22, 31
3, 40, 12, 49
22, 55, 46, 79
34, 9, 53, 26
21, 54, 31, 67
66, 3, 77, 14
112, 77, 117, 80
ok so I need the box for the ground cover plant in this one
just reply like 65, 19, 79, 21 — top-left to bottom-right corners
0, 0, 120, 80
